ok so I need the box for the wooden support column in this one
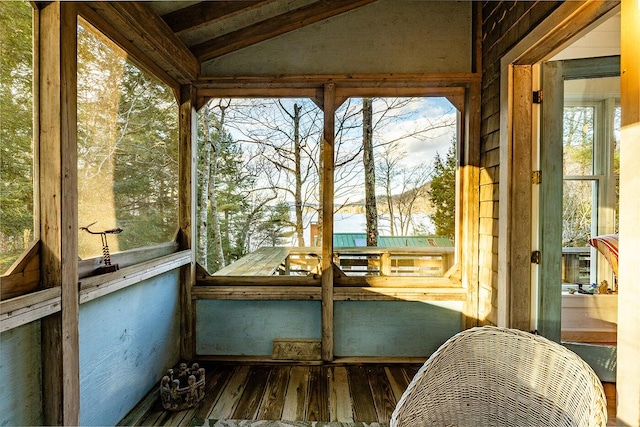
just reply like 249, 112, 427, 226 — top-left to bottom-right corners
461, 81, 481, 328
509, 65, 533, 330
321, 84, 336, 361
617, 0, 640, 423
39, 2, 80, 425
179, 85, 197, 361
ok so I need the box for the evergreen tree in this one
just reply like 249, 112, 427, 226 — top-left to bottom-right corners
428, 140, 457, 241
0, 1, 34, 272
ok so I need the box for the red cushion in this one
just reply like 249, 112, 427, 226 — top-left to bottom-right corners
588, 234, 619, 278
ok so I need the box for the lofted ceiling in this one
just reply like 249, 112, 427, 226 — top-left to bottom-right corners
146, 0, 377, 64
83, 0, 472, 90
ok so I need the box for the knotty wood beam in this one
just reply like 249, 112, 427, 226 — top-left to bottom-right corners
321, 83, 336, 362
86, 2, 199, 83
39, 2, 80, 424
162, 1, 267, 34
179, 85, 198, 360
192, 0, 377, 62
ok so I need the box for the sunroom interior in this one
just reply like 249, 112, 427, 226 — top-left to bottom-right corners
1, 1, 639, 426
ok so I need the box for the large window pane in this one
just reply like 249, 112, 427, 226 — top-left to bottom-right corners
197, 98, 322, 274
563, 106, 594, 176
0, 1, 35, 273
332, 97, 457, 277
77, 21, 178, 259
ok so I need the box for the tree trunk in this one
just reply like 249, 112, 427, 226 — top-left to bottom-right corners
362, 98, 378, 246
207, 102, 227, 271
197, 107, 212, 269
293, 103, 306, 246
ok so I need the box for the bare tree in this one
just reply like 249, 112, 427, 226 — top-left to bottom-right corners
362, 98, 378, 246
377, 142, 434, 236
226, 98, 322, 247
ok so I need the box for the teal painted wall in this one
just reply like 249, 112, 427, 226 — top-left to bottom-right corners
334, 301, 463, 357
0, 321, 43, 426
196, 300, 322, 356
79, 270, 181, 426
195, 300, 463, 358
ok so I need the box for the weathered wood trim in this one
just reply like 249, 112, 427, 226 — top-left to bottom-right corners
38, 2, 80, 424
617, 0, 640, 421
334, 276, 461, 288
1, 241, 40, 300
162, 0, 271, 35
0, 288, 61, 333
333, 287, 467, 302
461, 82, 481, 328
195, 355, 426, 364
509, 65, 533, 330
192, 286, 322, 301
179, 85, 198, 361
191, 0, 377, 62
191, 285, 465, 302
515, 1, 620, 65
0, 252, 191, 333
78, 251, 192, 304
196, 355, 325, 365
322, 83, 336, 362
197, 276, 321, 286
78, 240, 179, 279
75, 3, 179, 94
82, 2, 198, 84
196, 73, 481, 88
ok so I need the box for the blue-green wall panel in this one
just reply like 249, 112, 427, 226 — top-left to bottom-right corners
0, 321, 43, 426
334, 301, 463, 357
79, 270, 180, 426
196, 300, 322, 356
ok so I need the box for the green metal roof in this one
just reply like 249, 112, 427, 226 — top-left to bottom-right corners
333, 233, 453, 248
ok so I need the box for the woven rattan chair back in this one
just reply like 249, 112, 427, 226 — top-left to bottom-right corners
390, 326, 607, 427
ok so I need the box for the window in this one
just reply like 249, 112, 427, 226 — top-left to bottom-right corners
197, 96, 460, 282
561, 77, 620, 288
0, 1, 35, 274
77, 21, 179, 261
332, 97, 457, 278
196, 98, 322, 275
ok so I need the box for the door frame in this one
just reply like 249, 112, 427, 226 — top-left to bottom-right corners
498, 1, 620, 330
497, 1, 621, 381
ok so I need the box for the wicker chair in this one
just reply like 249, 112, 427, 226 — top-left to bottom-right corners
390, 326, 607, 427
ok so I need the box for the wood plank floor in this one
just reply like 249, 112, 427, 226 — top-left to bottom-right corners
119, 363, 617, 426
119, 363, 421, 426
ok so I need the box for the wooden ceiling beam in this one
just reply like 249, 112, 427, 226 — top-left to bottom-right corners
192, 0, 378, 62
162, 1, 268, 34
86, 2, 199, 83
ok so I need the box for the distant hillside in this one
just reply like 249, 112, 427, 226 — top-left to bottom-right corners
340, 182, 434, 215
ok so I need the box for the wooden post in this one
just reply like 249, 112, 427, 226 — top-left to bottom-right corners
179, 85, 197, 361
321, 84, 336, 361
461, 81, 481, 328
39, 2, 80, 425
617, 0, 640, 423
509, 65, 533, 330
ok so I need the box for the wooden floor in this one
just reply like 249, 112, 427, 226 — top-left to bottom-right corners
119, 363, 617, 426
119, 363, 421, 426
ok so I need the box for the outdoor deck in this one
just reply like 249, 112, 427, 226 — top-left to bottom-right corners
212, 246, 454, 278
119, 363, 617, 426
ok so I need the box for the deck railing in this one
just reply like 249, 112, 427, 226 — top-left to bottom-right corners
283, 246, 454, 277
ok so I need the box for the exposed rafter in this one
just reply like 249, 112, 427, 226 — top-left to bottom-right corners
162, 1, 268, 34
192, 0, 378, 62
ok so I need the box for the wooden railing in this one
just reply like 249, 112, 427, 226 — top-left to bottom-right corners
213, 246, 455, 278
